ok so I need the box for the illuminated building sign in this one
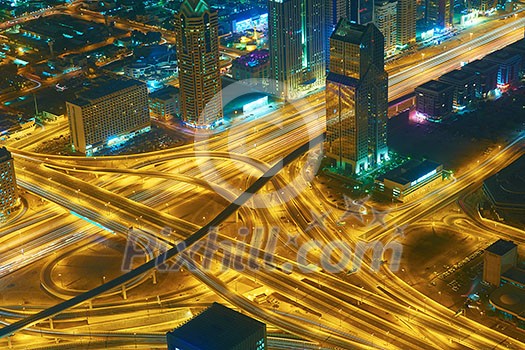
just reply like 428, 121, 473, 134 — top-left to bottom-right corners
410, 169, 437, 187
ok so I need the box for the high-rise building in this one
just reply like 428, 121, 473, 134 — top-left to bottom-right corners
350, 0, 374, 24
325, 0, 350, 64
374, 0, 398, 55
325, 20, 388, 174
167, 303, 267, 350
396, 0, 416, 47
175, 0, 223, 127
268, 0, 325, 100
66, 78, 150, 156
425, 0, 454, 30
0, 147, 18, 218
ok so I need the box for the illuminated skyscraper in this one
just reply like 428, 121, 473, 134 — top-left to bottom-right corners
175, 0, 223, 127
350, 0, 374, 24
374, 0, 397, 55
268, 0, 325, 100
67, 78, 150, 155
396, 0, 416, 47
325, 20, 388, 174
325, 0, 350, 63
0, 147, 18, 218
425, 0, 454, 30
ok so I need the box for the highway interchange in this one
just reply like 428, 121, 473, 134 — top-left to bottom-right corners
0, 5, 525, 350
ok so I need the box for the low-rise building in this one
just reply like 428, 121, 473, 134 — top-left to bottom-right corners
438, 69, 480, 109
375, 159, 443, 202
167, 302, 267, 350
415, 80, 454, 121
462, 59, 499, 98
484, 49, 522, 88
231, 50, 270, 84
149, 86, 180, 121
483, 239, 518, 286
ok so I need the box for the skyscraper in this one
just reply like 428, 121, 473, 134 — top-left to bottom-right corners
0, 147, 18, 218
349, 0, 374, 25
268, 0, 325, 100
325, 0, 350, 63
396, 0, 416, 47
175, 0, 223, 127
374, 0, 398, 55
425, 0, 454, 30
325, 20, 388, 174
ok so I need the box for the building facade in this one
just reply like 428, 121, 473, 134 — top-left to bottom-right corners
325, 20, 388, 174
438, 69, 481, 109
396, 0, 416, 47
483, 239, 518, 286
231, 50, 270, 83
461, 59, 499, 98
149, 86, 180, 121
325, 0, 350, 64
268, 0, 325, 100
415, 80, 454, 121
375, 159, 443, 202
484, 49, 522, 88
66, 78, 150, 155
374, 0, 398, 55
175, 0, 223, 127
425, 0, 454, 30
350, 0, 374, 24
0, 147, 18, 218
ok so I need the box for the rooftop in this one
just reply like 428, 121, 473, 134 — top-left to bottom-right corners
233, 50, 269, 69
166, 303, 265, 350
331, 18, 367, 45
439, 69, 475, 82
485, 239, 517, 256
484, 49, 521, 63
0, 147, 12, 163
462, 59, 499, 72
149, 85, 179, 101
68, 78, 145, 106
483, 155, 525, 209
377, 159, 442, 186
502, 267, 525, 287
415, 80, 454, 93
490, 283, 525, 320
179, 0, 212, 17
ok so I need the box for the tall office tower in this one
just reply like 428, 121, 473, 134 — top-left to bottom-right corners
0, 147, 18, 218
175, 0, 223, 127
374, 0, 398, 55
396, 0, 416, 47
268, 0, 325, 100
325, 0, 350, 64
425, 0, 454, 30
350, 0, 374, 24
67, 78, 150, 156
325, 20, 388, 174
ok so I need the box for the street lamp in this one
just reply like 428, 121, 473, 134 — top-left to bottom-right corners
421, 53, 425, 62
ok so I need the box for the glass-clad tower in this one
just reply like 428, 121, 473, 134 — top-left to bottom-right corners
325, 20, 388, 174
